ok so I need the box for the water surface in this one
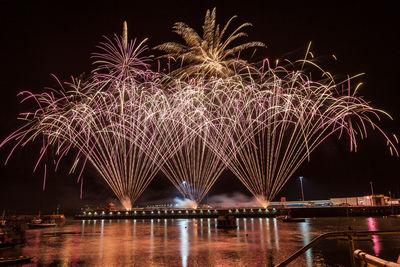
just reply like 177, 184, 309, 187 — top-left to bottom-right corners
2, 216, 400, 266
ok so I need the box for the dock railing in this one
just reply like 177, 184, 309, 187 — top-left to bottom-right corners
275, 230, 400, 267
353, 249, 400, 267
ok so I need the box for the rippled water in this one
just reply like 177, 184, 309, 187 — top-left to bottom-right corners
2, 216, 400, 266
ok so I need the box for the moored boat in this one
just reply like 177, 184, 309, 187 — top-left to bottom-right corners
0, 222, 25, 248
27, 218, 57, 229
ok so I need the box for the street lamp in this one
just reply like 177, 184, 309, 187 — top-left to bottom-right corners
369, 181, 374, 206
369, 181, 374, 196
299, 176, 305, 201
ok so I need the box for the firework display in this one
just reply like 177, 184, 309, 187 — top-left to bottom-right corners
1, 8, 398, 209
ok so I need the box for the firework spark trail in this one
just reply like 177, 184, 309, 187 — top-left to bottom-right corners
155, 79, 227, 207
202, 62, 398, 207
154, 7, 265, 79
198, 73, 288, 207
0, 35, 185, 210
9, 86, 157, 210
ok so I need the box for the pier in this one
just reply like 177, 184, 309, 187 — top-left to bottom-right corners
75, 205, 400, 220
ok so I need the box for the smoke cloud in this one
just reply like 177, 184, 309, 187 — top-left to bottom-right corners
207, 192, 262, 207
173, 197, 197, 208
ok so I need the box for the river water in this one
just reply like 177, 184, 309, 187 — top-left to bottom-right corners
2, 216, 400, 266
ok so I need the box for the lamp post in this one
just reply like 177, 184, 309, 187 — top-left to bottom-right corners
299, 176, 305, 202
369, 181, 374, 196
369, 181, 374, 206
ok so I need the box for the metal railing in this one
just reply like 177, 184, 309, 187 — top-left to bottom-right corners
275, 230, 400, 267
353, 249, 400, 267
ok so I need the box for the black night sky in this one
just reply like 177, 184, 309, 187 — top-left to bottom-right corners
0, 1, 399, 214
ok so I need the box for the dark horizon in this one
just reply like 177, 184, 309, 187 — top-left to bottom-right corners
0, 1, 399, 214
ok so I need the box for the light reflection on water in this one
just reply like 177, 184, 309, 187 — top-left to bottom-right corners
367, 217, 381, 256
1, 217, 399, 266
179, 219, 188, 267
299, 220, 312, 267
273, 218, 279, 250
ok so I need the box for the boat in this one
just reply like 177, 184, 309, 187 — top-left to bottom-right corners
0, 256, 33, 265
279, 216, 306, 222
27, 218, 57, 229
0, 236, 24, 250
0, 221, 25, 248
217, 215, 237, 229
